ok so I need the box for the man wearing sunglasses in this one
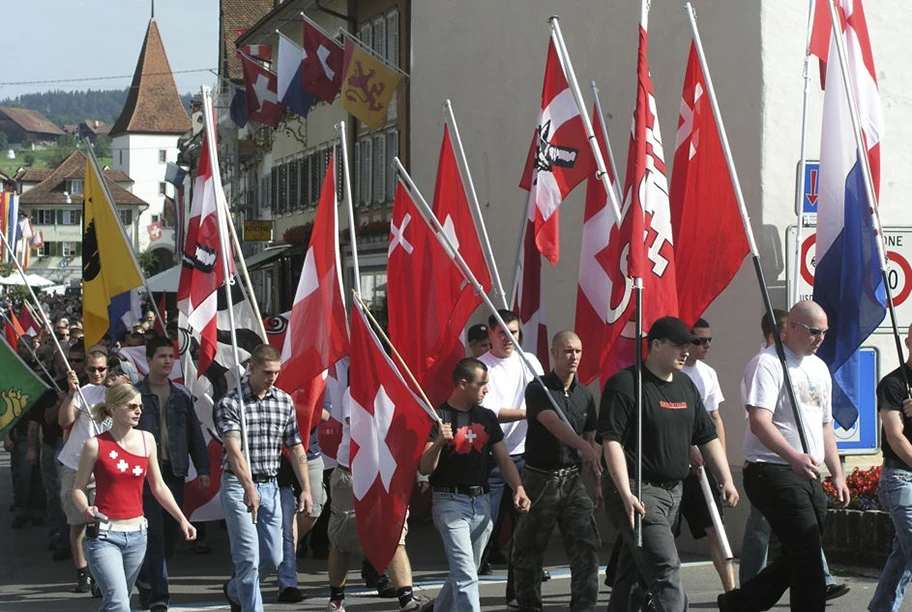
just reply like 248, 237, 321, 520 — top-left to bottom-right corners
719, 301, 850, 612
676, 318, 735, 593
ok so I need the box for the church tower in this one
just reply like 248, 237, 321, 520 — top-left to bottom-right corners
110, 17, 191, 262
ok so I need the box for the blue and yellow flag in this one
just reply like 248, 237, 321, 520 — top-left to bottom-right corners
340, 37, 402, 130
82, 155, 144, 347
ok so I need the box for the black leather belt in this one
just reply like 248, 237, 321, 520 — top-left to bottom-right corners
251, 473, 275, 483
432, 485, 488, 497
524, 464, 579, 478
644, 479, 680, 490
884, 457, 912, 471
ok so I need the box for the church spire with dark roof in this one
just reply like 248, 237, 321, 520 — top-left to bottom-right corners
109, 18, 192, 138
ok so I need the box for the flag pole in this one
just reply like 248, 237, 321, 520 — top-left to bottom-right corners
823, 0, 908, 389
443, 100, 508, 309
337, 121, 362, 299
548, 16, 623, 227
790, 0, 817, 308
395, 157, 588, 439
202, 88, 255, 521
2, 310, 62, 392
0, 230, 92, 424
84, 141, 170, 340
352, 291, 442, 426
507, 197, 532, 305
217, 193, 268, 340
685, 3, 810, 454
590, 81, 625, 205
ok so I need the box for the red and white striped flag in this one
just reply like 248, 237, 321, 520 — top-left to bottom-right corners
519, 39, 593, 265
670, 44, 748, 327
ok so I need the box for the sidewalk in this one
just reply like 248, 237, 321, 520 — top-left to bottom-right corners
0, 452, 881, 610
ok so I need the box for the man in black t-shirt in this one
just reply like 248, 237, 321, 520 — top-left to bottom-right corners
512, 330, 602, 612
868, 323, 912, 611
419, 358, 530, 612
599, 316, 737, 612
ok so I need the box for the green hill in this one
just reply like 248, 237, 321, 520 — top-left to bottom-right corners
0, 89, 194, 127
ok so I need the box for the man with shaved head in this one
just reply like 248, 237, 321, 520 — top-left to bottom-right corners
719, 301, 850, 612
512, 330, 602, 612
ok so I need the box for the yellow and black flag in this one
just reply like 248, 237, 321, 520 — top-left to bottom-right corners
82, 155, 144, 347
340, 37, 402, 131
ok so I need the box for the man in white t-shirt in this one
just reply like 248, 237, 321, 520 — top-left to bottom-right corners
57, 348, 110, 594
678, 318, 735, 593
477, 309, 544, 604
718, 301, 850, 612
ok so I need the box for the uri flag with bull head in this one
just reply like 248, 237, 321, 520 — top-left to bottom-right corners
340, 37, 402, 131
349, 300, 435, 572
519, 39, 593, 265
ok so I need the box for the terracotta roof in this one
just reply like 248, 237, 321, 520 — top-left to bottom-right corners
109, 19, 192, 138
16, 168, 53, 183
0, 107, 64, 137
18, 150, 147, 207
81, 120, 111, 136
220, 0, 275, 82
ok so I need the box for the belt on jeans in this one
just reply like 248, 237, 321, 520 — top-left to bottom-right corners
432, 485, 488, 497
251, 473, 276, 483
97, 519, 147, 533
643, 479, 680, 490
884, 457, 912, 471
524, 464, 579, 478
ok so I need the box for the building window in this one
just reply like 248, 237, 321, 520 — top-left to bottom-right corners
62, 209, 80, 225
289, 158, 300, 210
36, 209, 54, 225
372, 16, 386, 59
278, 163, 288, 214
68, 179, 84, 195
159, 182, 167, 196
159, 150, 167, 164
352, 141, 360, 207
386, 9, 399, 67
302, 151, 312, 208
358, 137, 372, 208
62, 242, 78, 257
386, 128, 399, 202
372, 133, 386, 205
358, 22, 372, 48
119, 209, 133, 226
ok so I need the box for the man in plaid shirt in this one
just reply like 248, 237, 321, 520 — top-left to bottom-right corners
216, 344, 313, 612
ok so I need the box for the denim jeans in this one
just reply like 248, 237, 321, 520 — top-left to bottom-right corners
41, 442, 66, 539
432, 491, 493, 612
137, 470, 184, 608
606, 479, 686, 612
740, 502, 836, 586
84, 526, 148, 612
869, 467, 912, 612
221, 473, 283, 612
277, 486, 298, 590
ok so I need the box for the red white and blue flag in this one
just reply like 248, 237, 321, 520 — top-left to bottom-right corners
811, 0, 885, 429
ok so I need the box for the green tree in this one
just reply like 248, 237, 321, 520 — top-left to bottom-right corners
0, 131, 8, 150
23, 154, 35, 167
93, 135, 111, 158
137, 250, 159, 278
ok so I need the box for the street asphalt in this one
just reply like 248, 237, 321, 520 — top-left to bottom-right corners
0, 453, 882, 611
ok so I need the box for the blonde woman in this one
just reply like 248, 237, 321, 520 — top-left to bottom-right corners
73, 384, 196, 612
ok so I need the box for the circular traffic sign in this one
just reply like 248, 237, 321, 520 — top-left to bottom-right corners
801, 233, 817, 286
887, 251, 912, 307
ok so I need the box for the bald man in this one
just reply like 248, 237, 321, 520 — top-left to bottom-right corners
512, 330, 602, 612
719, 301, 849, 612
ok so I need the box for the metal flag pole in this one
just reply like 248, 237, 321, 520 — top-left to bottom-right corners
507, 197, 532, 306
0, 230, 91, 424
548, 16, 623, 227
590, 81, 625, 205
219, 202, 268, 340
84, 141, 170, 340
201, 88, 255, 522
823, 0, 908, 390
685, 3, 810, 454
337, 120, 363, 298
444, 100, 507, 309
396, 157, 601, 467
790, 0, 817, 307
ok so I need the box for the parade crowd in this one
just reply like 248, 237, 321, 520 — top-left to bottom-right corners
5, 294, 912, 612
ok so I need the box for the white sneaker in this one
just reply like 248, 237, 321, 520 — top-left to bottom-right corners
507, 600, 520, 609
400, 594, 433, 611
326, 600, 346, 612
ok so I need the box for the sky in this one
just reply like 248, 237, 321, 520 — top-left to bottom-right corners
3, 0, 220, 100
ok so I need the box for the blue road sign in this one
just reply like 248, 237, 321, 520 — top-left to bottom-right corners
803, 161, 820, 214
834, 347, 879, 454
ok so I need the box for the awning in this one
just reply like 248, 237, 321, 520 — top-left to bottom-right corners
144, 245, 290, 293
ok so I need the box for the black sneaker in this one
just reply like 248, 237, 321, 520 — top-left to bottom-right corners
376, 574, 397, 598
478, 560, 492, 576
541, 569, 551, 582
717, 589, 740, 612
278, 586, 304, 603
222, 580, 241, 612
825, 583, 850, 601
74, 569, 93, 594
149, 604, 168, 612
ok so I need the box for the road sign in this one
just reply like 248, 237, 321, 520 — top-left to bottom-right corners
794, 160, 820, 217
834, 347, 879, 455
786, 225, 912, 332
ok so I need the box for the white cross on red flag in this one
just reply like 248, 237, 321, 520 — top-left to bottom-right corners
301, 21, 344, 104
670, 44, 748, 327
519, 39, 593, 265
349, 300, 435, 572
239, 54, 286, 128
